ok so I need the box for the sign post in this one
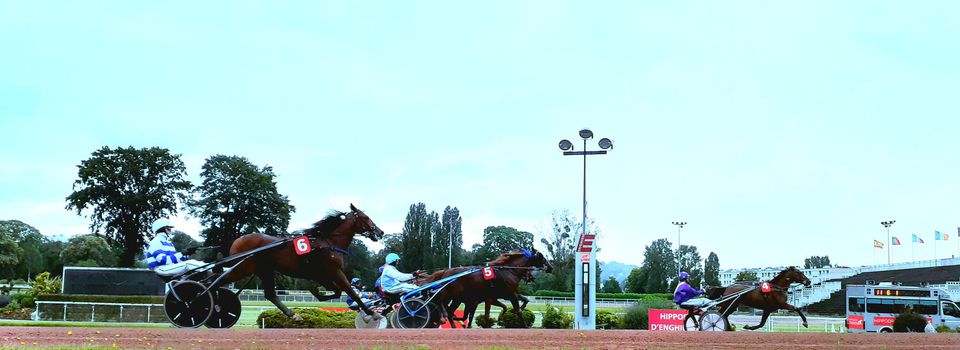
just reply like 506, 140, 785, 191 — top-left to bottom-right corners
575, 233, 597, 329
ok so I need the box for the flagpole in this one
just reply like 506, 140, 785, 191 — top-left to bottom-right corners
912, 237, 915, 262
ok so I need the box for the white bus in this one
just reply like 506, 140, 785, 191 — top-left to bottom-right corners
846, 284, 960, 333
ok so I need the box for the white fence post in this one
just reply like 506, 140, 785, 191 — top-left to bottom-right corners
91, 304, 95, 322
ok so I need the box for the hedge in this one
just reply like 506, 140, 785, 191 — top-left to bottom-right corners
36, 294, 164, 304
257, 308, 356, 328
534, 290, 672, 301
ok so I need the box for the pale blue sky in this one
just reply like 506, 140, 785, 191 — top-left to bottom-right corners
1, 1, 958, 269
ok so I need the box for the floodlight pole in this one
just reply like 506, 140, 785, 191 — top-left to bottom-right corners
559, 130, 612, 330
882, 220, 895, 265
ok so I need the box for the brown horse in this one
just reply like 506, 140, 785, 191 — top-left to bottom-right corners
714, 266, 812, 330
424, 249, 551, 328
219, 204, 384, 320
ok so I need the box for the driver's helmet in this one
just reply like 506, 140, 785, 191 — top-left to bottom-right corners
385, 253, 400, 265
350, 277, 361, 286
678, 271, 689, 281
151, 219, 173, 234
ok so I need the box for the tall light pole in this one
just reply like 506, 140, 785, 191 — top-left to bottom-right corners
672, 221, 687, 279
881, 220, 895, 265
559, 129, 612, 330
448, 230, 452, 269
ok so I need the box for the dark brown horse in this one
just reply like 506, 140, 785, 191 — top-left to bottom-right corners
219, 204, 384, 320
422, 249, 551, 328
714, 266, 812, 330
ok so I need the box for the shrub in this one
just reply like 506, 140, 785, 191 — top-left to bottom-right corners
541, 304, 573, 329
596, 310, 621, 329
4, 300, 21, 310
28, 272, 61, 298
36, 294, 163, 304
474, 314, 496, 328
534, 290, 672, 301
11, 293, 35, 308
620, 299, 675, 329
257, 308, 356, 328
497, 307, 534, 328
893, 309, 927, 332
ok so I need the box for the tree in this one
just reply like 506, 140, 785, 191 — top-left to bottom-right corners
396, 203, 435, 271
704, 252, 721, 287
0, 220, 46, 280
432, 206, 464, 268
345, 239, 376, 288
601, 276, 622, 293
639, 238, 675, 293
60, 235, 117, 267
536, 210, 598, 292
42, 240, 66, 277
474, 226, 534, 263
672, 245, 703, 289
189, 155, 295, 250
65, 146, 192, 266
804, 256, 831, 269
623, 267, 648, 293
735, 270, 758, 282
0, 228, 22, 279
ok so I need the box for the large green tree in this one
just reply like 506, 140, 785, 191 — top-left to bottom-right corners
474, 226, 534, 264
60, 235, 117, 267
704, 252, 721, 287
0, 227, 22, 279
601, 276, 622, 293
623, 267, 648, 293
189, 155, 295, 250
396, 203, 435, 271
804, 255, 831, 269
639, 238, 676, 293
65, 146, 192, 266
432, 206, 464, 268
735, 270, 759, 282
0, 220, 45, 280
672, 245, 703, 289
42, 240, 66, 277
345, 239, 377, 288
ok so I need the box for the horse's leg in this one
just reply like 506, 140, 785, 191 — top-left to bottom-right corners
508, 296, 523, 318
784, 303, 809, 328
259, 271, 299, 320
518, 294, 529, 309
464, 301, 479, 328
744, 310, 769, 331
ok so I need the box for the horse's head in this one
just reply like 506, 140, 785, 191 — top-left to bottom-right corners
526, 248, 552, 273
782, 266, 811, 287
344, 203, 384, 242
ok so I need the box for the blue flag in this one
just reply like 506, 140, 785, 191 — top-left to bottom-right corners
912, 234, 925, 244
936, 231, 948, 240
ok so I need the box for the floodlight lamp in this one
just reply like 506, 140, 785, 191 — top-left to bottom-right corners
559, 139, 573, 151
598, 138, 613, 149
579, 129, 593, 140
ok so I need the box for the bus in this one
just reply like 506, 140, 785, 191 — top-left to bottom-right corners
846, 284, 960, 333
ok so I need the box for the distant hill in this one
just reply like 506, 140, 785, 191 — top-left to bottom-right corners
600, 260, 639, 285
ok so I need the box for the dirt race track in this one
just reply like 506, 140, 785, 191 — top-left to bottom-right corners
2, 327, 959, 350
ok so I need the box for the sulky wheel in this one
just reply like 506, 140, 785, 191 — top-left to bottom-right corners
698, 311, 729, 332
164, 281, 214, 328
355, 309, 389, 329
683, 312, 700, 331
205, 287, 241, 329
395, 298, 432, 329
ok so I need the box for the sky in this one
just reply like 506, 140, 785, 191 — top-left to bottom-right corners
1, 1, 959, 270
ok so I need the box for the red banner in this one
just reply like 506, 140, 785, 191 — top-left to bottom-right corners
873, 316, 894, 327
648, 309, 687, 331
847, 315, 864, 330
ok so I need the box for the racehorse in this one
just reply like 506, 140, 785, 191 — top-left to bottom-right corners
219, 204, 385, 321
713, 266, 812, 330
427, 249, 552, 328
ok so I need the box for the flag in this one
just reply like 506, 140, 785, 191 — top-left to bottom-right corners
912, 234, 924, 244
892, 236, 901, 245
874, 240, 884, 249
936, 230, 948, 240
